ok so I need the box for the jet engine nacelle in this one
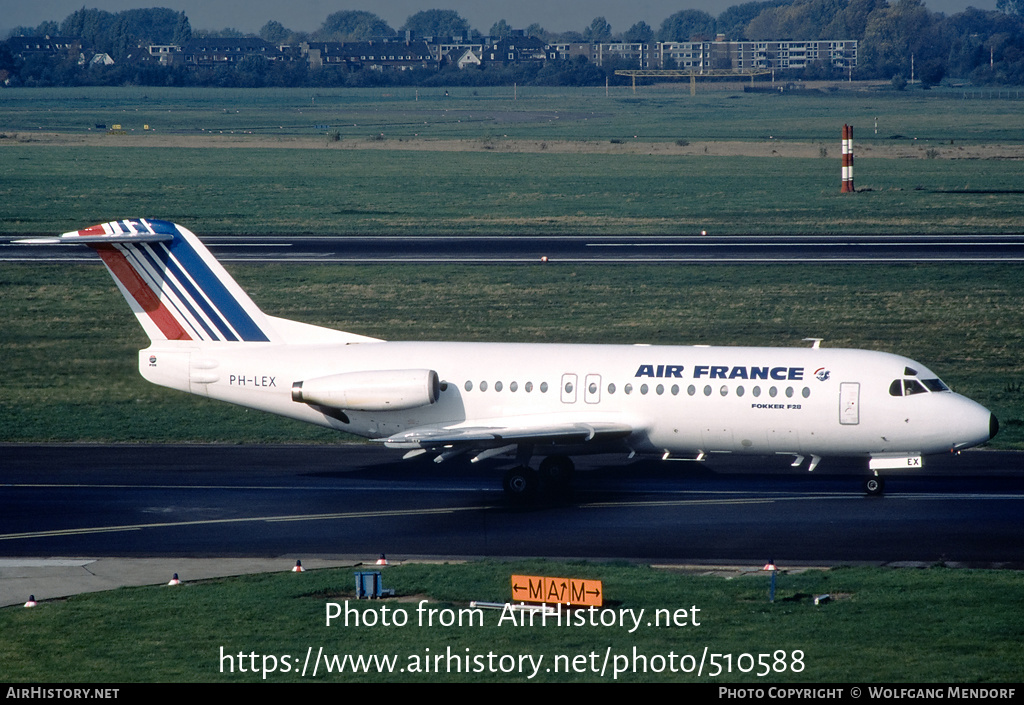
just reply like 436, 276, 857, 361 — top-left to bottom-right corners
291, 369, 440, 411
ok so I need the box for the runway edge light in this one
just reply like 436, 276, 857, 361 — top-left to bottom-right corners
292, 560, 305, 573
764, 559, 777, 603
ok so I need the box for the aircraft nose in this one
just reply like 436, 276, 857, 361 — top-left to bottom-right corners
949, 397, 998, 451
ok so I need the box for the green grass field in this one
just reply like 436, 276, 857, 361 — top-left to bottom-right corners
1, 85, 1023, 235
2, 561, 1022, 682
2, 85, 1022, 143
2, 144, 1023, 235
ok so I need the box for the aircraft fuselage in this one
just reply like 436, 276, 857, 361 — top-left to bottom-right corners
141, 340, 995, 461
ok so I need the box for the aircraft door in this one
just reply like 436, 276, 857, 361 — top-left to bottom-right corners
585, 374, 601, 404
839, 382, 860, 425
561, 373, 578, 404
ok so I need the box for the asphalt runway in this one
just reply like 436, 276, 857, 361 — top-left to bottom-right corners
2, 444, 1021, 565
5, 233, 1024, 263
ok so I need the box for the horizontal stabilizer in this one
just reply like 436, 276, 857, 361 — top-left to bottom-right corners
16, 219, 179, 245
15, 234, 173, 245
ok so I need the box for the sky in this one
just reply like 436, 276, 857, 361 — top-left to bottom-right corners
4, 0, 1002, 38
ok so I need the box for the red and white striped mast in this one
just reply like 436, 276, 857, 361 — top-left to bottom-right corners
841, 124, 854, 193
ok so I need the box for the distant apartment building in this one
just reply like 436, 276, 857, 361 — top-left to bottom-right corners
147, 44, 182, 66
707, 40, 858, 71
481, 36, 547, 65
302, 39, 435, 71
548, 39, 857, 72
543, 42, 663, 68
5, 35, 114, 68
5, 35, 82, 57
181, 38, 283, 66
114, 33, 857, 75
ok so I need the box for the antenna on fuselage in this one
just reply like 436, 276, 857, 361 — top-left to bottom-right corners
803, 338, 824, 349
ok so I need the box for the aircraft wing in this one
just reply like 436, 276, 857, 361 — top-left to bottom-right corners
377, 416, 635, 451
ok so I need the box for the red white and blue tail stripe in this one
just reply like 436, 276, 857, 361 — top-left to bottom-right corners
30, 219, 273, 343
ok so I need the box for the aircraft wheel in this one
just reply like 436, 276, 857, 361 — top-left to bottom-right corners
539, 455, 575, 488
864, 476, 885, 497
503, 466, 539, 501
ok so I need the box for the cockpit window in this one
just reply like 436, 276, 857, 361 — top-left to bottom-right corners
891, 378, 946, 396
903, 379, 927, 395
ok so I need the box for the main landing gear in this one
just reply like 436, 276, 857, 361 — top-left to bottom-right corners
502, 466, 539, 498
502, 455, 575, 501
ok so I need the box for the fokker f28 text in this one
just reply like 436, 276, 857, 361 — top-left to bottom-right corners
19, 220, 998, 498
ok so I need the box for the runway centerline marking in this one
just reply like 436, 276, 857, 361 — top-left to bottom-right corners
585, 241, 1020, 248
0, 506, 488, 542
581, 497, 792, 509
208, 243, 291, 247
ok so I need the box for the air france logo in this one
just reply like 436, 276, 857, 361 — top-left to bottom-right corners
634, 364, 684, 378
635, 364, 805, 380
815, 367, 830, 381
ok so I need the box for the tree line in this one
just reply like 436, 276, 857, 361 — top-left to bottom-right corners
3, 1, 1024, 87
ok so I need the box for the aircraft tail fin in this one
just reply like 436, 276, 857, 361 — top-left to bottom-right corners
46, 219, 275, 343
19, 219, 381, 346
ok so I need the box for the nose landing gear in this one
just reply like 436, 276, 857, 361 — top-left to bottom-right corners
864, 476, 885, 496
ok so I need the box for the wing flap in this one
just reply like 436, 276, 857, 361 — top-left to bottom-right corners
378, 418, 634, 450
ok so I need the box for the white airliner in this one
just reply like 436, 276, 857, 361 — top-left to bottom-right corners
19, 219, 998, 497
